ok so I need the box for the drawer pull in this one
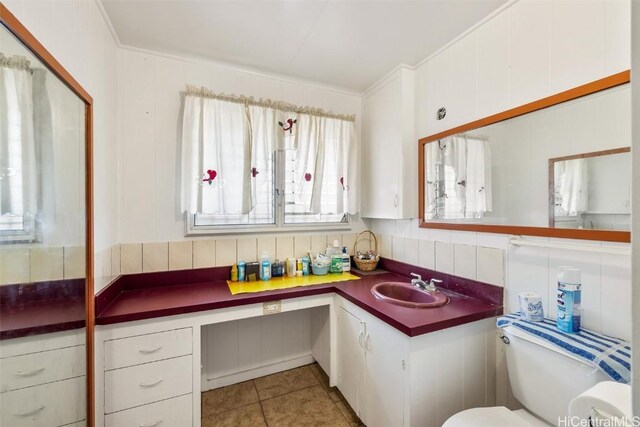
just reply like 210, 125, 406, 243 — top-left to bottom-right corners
139, 345, 162, 354
140, 419, 164, 427
139, 378, 163, 388
14, 405, 45, 416
14, 367, 45, 377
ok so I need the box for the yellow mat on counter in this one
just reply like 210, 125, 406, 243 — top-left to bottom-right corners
227, 272, 360, 295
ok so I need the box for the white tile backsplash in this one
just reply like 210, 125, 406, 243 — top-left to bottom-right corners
142, 242, 169, 272
454, 244, 476, 280
477, 246, 505, 286
169, 241, 193, 271
63, 246, 85, 279
121, 243, 143, 274
451, 231, 477, 246
30, 247, 64, 282
193, 240, 216, 268
392, 236, 406, 262
0, 247, 30, 285
419, 240, 435, 270
435, 242, 454, 274
404, 238, 419, 266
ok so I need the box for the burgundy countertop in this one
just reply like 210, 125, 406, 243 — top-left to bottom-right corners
96, 258, 503, 337
0, 279, 86, 340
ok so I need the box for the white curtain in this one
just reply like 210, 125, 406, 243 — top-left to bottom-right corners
291, 114, 358, 215
425, 135, 492, 219
0, 55, 36, 219
181, 95, 253, 215
557, 158, 588, 216
424, 141, 442, 216
181, 89, 359, 217
465, 137, 492, 217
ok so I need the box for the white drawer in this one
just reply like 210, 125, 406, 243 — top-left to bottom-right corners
104, 328, 192, 370
105, 355, 192, 413
0, 376, 85, 427
105, 393, 192, 427
0, 345, 85, 392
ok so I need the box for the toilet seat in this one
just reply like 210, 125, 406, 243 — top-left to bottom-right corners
442, 407, 549, 427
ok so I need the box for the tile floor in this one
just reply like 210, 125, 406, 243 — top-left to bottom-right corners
201, 363, 364, 427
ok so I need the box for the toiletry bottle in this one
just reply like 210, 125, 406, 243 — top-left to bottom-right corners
231, 264, 238, 282
238, 261, 246, 282
272, 259, 283, 277
330, 254, 343, 274
557, 267, 582, 333
261, 260, 271, 281
301, 256, 310, 276
341, 247, 350, 272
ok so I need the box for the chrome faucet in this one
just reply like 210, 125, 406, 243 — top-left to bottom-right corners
411, 273, 442, 292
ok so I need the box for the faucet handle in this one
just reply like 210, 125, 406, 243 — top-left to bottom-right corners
430, 278, 443, 285
410, 273, 422, 281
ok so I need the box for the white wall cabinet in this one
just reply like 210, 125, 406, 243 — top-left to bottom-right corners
336, 304, 405, 427
361, 66, 415, 219
419, 0, 630, 138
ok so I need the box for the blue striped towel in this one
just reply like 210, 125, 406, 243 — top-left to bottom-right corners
497, 313, 631, 384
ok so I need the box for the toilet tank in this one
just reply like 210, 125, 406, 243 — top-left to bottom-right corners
502, 325, 608, 425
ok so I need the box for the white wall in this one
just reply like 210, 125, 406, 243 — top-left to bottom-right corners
117, 48, 363, 244
2, 0, 120, 285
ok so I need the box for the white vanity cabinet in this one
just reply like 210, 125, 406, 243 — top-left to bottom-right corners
336, 299, 407, 427
361, 66, 416, 219
0, 330, 86, 427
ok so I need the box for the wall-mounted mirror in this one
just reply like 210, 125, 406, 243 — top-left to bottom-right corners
550, 148, 630, 230
419, 79, 631, 242
0, 5, 93, 426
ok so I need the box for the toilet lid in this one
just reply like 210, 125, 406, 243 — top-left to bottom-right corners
442, 407, 537, 427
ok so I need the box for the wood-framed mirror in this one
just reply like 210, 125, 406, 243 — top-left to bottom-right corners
418, 71, 631, 243
0, 4, 94, 425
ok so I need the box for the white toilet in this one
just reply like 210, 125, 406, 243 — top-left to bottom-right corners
443, 325, 612, 426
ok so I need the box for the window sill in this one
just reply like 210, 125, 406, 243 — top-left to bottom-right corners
185, 214, 351, 237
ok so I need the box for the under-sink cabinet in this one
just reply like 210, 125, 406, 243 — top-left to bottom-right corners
335, 295, 497, 427
337, 304, 406, 427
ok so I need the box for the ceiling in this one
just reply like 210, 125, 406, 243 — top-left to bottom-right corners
101, 0, 506, 92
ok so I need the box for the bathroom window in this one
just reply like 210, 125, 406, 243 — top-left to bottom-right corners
181, 87, 357, 235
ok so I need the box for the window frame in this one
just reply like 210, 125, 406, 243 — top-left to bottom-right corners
185, 150, 351, 236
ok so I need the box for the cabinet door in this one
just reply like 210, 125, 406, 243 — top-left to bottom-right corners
336, 306, 365, 417
549, 0, 605, 93
604, 0, 631, 75
509, 0, 551, 107
447, 32, 478, 129
362, 77, 401, 219
478, 10, 510, 118
363, 321, 405, 427
425, 50, 451, 135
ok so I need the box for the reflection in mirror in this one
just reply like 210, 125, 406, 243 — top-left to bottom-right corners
551, 149, 630, 230
0, 21, 87, 425
423, 84, 631, 231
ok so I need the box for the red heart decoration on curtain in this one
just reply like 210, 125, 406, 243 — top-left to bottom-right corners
251, 167, 259, 177
304, 173, 312, 182
340, 177, 344, 186
203, 169, 217, 184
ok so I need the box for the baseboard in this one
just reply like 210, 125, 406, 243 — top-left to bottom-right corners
201, 354, 315, 391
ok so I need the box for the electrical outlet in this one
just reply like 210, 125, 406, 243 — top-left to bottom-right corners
263, 301, 281, 315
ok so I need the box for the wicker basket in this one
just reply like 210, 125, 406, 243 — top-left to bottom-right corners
353, 230, 380, 272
